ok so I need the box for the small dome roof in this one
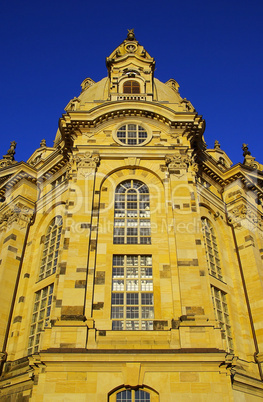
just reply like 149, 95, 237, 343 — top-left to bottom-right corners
73, 76, 184, 107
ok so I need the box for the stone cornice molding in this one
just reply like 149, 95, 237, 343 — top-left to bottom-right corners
201, 162, 263, 199
0, 169, 37, 198
59, 105, 204, 136
36, 158, 68, 185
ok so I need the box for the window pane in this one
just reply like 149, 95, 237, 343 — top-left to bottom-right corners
112, 321, 124, 330
112, 293, 124, 305
112, 307, 124, 319
113, 255, 124, 266
201, 218, 223, 280
116, 390, 132, 401
142, 306, 154, 319
135, 390, 150, 401
38, 216, 63, 281
141, 293, 154, 305
126, 320, 140, 330
126, 306, 139, 318
28, 284, 54, 354
127, 293, 139, 305
211, 286, 233, 353
113, 280, 125, 291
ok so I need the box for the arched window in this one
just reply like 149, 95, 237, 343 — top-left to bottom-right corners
39, 216, 63, 280
114, 180, 151, 245
123, 80, 140, 94
116, 389, 150, 401
201, 217, 222, 280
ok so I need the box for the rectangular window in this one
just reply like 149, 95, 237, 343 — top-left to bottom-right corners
211, 286, 234, 353
28, 284, 54, 355
111, 255, 154, 330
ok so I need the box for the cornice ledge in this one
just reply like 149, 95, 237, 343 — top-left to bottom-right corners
59, 107, 204, 135
0, 169, 37, 198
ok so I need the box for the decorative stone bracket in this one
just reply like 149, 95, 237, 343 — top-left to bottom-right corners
0, 202, 34, 229
69, 152, 100, 178
227, 202, 263, 232
165, 152, 197, 175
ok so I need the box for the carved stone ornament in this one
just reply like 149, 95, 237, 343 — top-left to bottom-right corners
125, 42, 137, 53
29, 150, 46, 167
0, 158, 15, 168
190, 162, 199, 173
165, 153, 191, 174
0, 203, 34, 230
227, 203, 263, 232
124, 157, 140, 167
75, 152, 100, 177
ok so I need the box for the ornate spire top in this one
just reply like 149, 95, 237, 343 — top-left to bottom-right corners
40, 139, 46, 148
127, 29, 135, 41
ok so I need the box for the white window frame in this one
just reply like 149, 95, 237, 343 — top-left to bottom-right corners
38, 216, 63, 281
114, 180, 151, 245
28, 283, 54, 355
211, 286, 234, 353
113, 123, 152, 146
111, 255, 154, 331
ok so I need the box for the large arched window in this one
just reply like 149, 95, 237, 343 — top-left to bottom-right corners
114, 180, 151, 244
201, 217, 222, 280
123, 80, 140, 94
39, 215, 63, 280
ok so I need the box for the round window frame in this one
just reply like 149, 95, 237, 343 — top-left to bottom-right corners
113, 122, 152, 147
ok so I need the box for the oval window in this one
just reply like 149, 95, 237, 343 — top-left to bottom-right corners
116, 124, 148, 145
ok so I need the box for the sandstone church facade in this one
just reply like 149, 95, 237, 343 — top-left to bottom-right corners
0, 31, 263, 401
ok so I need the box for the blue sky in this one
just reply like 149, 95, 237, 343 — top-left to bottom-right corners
1, 0, 263, 165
